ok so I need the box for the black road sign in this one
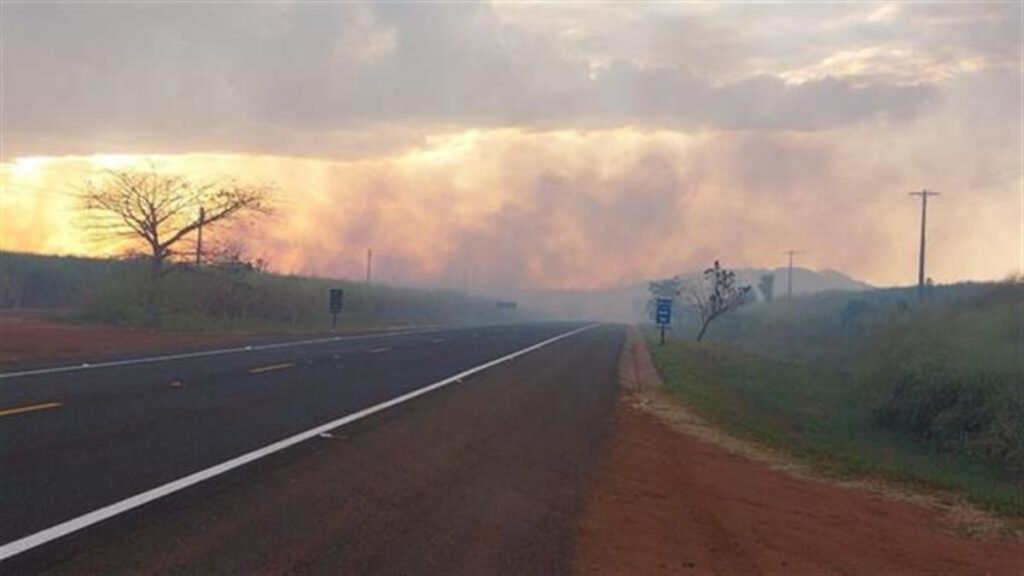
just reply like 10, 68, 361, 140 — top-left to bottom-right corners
329, 288, 344, 329
329, 288, 344, 313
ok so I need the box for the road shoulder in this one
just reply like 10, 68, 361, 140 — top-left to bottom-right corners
573, 327, 1022, 576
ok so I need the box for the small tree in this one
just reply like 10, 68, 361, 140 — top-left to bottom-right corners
758, 273, 775, 302
686, 261, 751, 341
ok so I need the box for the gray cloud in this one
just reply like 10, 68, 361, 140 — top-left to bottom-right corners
1, 1, 969, 158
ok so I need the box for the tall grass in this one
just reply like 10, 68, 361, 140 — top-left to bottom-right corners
860, 285, 1023, 473
650, 279, 1023, 515
649, 339, 1021, 515
0, 252, 127, 309
0, 251, 528, 330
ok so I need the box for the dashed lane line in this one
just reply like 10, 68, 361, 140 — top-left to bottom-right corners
0, 402, 63, 418
249, 363, 295, 374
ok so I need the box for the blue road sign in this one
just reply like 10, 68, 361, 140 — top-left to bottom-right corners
655, 298, 672, 326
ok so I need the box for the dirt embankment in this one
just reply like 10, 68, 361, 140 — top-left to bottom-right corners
0, 311, 251, 367
0, 311, 419, 367
574, 328, 1022, 576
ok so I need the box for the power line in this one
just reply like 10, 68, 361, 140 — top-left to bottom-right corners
909, 190, 940, 300
365, 248, 372, 286
782, 249, 801, 298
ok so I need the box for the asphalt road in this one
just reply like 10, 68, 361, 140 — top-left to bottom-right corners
0, 322, 623, 573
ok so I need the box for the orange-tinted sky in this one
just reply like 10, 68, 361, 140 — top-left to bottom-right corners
1, 2, 1021, 292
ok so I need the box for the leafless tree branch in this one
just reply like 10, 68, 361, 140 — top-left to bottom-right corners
685, 260, 752, 341
78, 165, 275, 276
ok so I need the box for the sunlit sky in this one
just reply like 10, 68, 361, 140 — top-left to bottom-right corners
1, 1, 1021, 292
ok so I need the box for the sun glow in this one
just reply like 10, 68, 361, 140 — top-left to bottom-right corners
8, 156, 58, 178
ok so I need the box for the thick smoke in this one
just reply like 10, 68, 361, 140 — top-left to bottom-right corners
1, 124, 1019, 290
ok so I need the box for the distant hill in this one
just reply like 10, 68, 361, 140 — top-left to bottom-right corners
517, 267, 872, 322
733, 267, 873, 298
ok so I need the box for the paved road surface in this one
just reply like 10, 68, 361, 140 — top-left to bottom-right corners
0, 322, 623, 573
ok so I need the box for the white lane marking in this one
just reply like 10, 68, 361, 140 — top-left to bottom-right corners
0, 324, 598, 561
0, 328, 441, 380
368, 347, 391, 354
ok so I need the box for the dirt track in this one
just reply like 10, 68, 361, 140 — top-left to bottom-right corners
574, 330, 1022, 576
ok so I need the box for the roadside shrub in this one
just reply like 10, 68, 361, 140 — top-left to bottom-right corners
698, 278, 1022, 475
862, 281, 1023, 473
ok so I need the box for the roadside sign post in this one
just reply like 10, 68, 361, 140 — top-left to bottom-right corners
329, 288, 344, 330
655, 298, 672, 345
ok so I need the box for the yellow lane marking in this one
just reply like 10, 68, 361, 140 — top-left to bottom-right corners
0, 402, 63, 417
249, 363, 295, 374
369, 347, 391, 354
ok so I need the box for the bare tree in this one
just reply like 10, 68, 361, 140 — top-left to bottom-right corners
79, 166, 273, 279
686, 261, 751, 341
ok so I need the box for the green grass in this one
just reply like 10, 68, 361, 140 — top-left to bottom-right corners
647, 335, 1023, 516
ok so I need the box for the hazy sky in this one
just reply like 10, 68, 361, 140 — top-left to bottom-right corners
1, 1, 1021, 292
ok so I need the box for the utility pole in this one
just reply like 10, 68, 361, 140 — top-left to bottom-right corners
783, 250, 801, 298
195, 207, 205, 268
365, 248, 373, 285
909, 190, 940, 300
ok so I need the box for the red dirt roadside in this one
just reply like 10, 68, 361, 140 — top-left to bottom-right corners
0, 311, 432, 368
0, 311, 253, 367
574, 330, 1023, 576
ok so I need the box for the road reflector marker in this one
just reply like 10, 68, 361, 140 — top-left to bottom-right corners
0, 324, 598, 561
0, 402, 63, 418
249, 363, 295, 374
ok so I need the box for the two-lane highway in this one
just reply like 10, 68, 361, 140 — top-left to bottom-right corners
0, 322, 617, 570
